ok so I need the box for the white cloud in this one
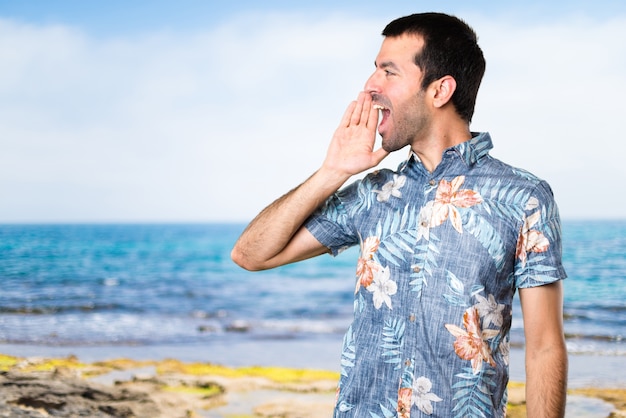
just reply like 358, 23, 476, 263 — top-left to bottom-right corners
0, 12, 624, 222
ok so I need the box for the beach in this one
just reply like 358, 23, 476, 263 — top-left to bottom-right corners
1, 340, 626, 417
2, 339, 626, 389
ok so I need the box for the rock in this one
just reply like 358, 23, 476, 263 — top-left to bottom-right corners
225, 319, 250, 332
0, 370, 161, 417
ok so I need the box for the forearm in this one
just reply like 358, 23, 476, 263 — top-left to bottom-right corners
525, 340, 568, 417
231, 91, 386, 271
519, 281, 568, 417
231, 167, 348, 271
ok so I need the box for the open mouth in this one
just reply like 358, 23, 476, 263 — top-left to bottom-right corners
373, 104, 390, 131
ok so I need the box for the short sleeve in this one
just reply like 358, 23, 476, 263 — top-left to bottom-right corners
304, 182, 361, 256
513, 180, 567, 288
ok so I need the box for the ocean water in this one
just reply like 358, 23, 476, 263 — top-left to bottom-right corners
0, 221, 625, 358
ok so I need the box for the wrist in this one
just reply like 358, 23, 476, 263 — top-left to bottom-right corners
314, 164, 353, 191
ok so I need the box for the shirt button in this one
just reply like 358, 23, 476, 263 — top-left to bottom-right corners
409, 314, 416, 322
412, 265, 421, 273
404, 359, 411, 366
429, 179, 436, 186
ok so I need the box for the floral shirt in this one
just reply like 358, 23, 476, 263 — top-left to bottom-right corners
304, 132, 566, 417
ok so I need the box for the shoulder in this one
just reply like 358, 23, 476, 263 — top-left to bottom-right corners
479, 156, 555, 198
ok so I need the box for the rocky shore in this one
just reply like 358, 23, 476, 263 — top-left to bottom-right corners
1, 353, 624, 417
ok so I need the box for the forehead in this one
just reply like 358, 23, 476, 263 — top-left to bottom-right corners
376, 33, 424, 68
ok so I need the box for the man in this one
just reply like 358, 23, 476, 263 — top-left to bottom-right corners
231, 12, 567, 417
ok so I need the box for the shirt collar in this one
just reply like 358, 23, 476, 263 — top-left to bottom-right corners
404, 131, 493, 169
453, 132, 493, 166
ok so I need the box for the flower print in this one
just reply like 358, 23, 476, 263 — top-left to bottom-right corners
430, 176, 482, 233
412, 376, 442, 415
374, 174, 407, 202
415, 201, 434, 242
397, 387, 412, 418
355, 236, 381, 293
516, 210, 550, 268
366, 265, 397, 309
359, 236, 379, 263
445, 307, 499, 374
525, 196, 539, 211
474, 294, 505, 328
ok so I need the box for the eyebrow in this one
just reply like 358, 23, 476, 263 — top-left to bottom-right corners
376, 61, 401, 72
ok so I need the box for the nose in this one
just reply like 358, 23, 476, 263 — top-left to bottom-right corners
364, 71, 381, 95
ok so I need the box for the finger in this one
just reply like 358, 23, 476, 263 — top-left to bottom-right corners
360, 93, 373, 126
340, 100, 358, 127
366, 96, 380, 129
350, 92, 366, 126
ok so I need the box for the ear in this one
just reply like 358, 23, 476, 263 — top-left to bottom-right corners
432, 75, 456, 109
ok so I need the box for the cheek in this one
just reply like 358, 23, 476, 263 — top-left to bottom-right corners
393, 103, 417, 126
405, 95, 428, 120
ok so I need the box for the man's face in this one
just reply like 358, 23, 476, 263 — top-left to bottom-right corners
365, 34, 429, 153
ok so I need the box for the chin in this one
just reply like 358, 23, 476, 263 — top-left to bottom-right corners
381, 139, 406, 153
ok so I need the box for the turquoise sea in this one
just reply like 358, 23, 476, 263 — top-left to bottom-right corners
1, 221, 625, 385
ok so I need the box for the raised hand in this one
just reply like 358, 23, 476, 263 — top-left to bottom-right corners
232, 92, 390, 271
322, 92, 390, 179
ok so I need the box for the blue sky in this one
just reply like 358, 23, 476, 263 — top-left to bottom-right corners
3, 0, 625, 30
1, 1, 625, 222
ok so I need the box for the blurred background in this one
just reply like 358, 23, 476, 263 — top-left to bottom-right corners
1, 0, 625, 393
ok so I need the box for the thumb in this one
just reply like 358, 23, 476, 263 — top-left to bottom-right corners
371, 147, 390, 166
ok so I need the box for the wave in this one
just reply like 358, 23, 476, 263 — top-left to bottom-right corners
565, 304, 626, 315
566, 340, 626, 356
1, 309, 624, 358
0, 303, 127, 315
565, 333, 624, 343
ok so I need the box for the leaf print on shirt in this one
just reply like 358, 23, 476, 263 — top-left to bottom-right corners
500, 336, 510, 366
340, 325, 356, 377
445, 307, 499, 374
451, 367, 498, 418
430, 176, 483, 233
374, 204, 420, 268
442, 270, 484, 308
366, 265, 397, 309
356, 236, 381, 293
516, 209, 550, 268
371, 397, 399, 418
412, 376, 443, 415
374, 174, 407, 202
381, 318, 405, 369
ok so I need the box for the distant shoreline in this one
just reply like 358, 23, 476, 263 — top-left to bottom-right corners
2, 337, 625, 389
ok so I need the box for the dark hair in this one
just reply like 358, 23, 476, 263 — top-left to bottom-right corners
382, 13, 486, 122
